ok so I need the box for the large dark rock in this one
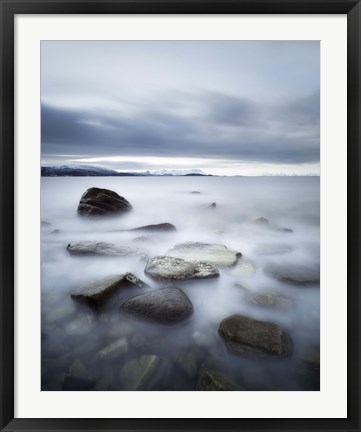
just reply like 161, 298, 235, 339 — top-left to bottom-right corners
167, 242, 241, 267
67, 241, 142, 257
71, 273, 149, 305
219, 314, 293, 358
77, 187, 132, 216
131, 223, 176, 232
144, 256, 219, 280
264, 262, 320, 285
121, 287, 194, 324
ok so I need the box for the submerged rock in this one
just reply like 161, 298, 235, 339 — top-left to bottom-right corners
64, 314, 94, 336
209, 202, 217, 208
264, 262, 320, 285
251, 217, 293, 233
97, 338, 128, 360
77, 187, 132, 216
121, 287, 194, 324
197, 370, 238, 391
167, 242, 241, 267
174, 350, 199, 379
108, 321, 135, 340
253, 217, 270, 226
294, 346, 320, 389
277, 228, 294, 233
63, 359, 96, 390
67, 241, 142, 257
131, 223, 176, 232
119, 354, 162, 390
229, 257, 256, 277
218, 314, 293, 358
247, 293, 294, 309
71, 273, 149, 305
145, 256, 219, 280
254, 243, 292, 256
132, 235, 157, 244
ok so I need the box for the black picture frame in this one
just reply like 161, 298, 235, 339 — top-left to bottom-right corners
1, 1, 360, 431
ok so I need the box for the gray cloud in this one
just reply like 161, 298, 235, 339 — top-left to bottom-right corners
41, 41, 320, 172
42, 87, 319, 165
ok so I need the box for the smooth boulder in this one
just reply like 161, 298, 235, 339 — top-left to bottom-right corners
71, 273, 149, 305
131, 223, 176, 232
144, 255, 219, 280
218, 314, 293, 358
121, 287, 194, 324
167, 242, 241, 267
264, 262, 320, 285
67, 241, 142, 257
247, 293, 294, 309
77, 187, 132, 216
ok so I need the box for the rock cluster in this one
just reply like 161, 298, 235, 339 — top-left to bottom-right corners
42, 188, 319, 391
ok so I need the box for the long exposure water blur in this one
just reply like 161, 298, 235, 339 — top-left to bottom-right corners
41, 176, 320, 391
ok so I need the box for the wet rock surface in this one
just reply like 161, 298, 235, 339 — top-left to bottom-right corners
247, 293, 294, 309
218, 314, 293, 358
167, 242, 241, 267
264, 262, 320, 285
67, 241, 143, 257
77, 187, 132, 216
97, 338, 128, 360
119, 354, 162, 390
144, 256, 219, 280
121, 287, 194, 324
131, 223, 176, 232
63, 359, 96, 390
229, 257, 256, 277
71, 273, 149, 305
197, 370, 239, 391
174, 350, 199, 379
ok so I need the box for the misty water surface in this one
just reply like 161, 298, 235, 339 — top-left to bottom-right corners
41, 176, 320, 391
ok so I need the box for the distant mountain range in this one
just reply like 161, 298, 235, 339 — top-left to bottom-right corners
41, 165, 211, 177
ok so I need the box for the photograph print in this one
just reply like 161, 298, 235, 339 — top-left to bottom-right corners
41, 40, 320, 391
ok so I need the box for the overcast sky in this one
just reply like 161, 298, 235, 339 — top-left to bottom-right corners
41, 41, 320, 175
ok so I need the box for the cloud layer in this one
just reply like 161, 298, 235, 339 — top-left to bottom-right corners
41, 41, 320, 174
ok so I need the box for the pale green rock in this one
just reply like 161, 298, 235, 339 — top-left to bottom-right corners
174, 351, 198, 379
120, 355, 162, 390
167, 242, 241, 267
97, 338, 128, 360
229, 257, 256, 277
145, 256, 219, 281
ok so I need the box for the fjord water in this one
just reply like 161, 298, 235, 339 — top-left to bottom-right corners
41, 176, 320, 391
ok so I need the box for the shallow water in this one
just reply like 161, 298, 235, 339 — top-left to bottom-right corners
41, 176, 320, 391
